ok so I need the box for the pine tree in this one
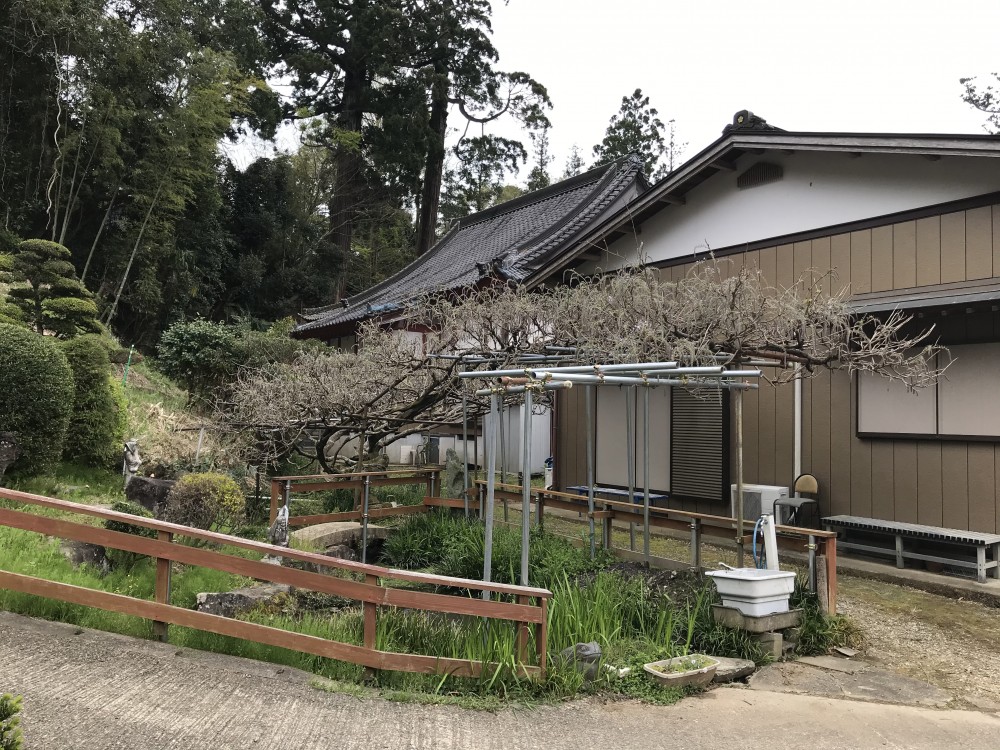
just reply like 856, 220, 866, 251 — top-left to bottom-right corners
592, 88, 668, 179
2, 239, 100, 336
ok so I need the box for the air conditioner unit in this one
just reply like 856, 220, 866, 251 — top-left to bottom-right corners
731, 484, 789, 521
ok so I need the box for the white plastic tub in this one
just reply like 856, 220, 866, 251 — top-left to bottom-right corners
706, 568, 796, 617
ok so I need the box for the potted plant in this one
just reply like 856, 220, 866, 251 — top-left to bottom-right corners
643, 654, 719, 688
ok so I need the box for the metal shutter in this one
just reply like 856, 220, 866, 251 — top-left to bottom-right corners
670, 388, 727, 502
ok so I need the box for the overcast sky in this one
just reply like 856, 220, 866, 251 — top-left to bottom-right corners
487, 0, 1000, 174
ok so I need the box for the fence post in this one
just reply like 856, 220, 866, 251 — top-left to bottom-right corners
363, 574, 379, 680
536, 597, 548, 678
825, 537, 838, 613
269, 480, 281, 525
153, 531, 173, 641
516, 595, 531, 666
690, 519, 701, 569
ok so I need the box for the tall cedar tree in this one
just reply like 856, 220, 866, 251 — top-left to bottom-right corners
592, 88, 668, 180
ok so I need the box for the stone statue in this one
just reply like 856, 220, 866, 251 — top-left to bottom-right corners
441, 448, 465, 499
122, 440, 142, 487
0, 432, 20, 484
268, 505, 290, 548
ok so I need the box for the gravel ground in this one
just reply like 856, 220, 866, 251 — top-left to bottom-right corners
507, 508, 1000, 710
838, 577, 1000, 711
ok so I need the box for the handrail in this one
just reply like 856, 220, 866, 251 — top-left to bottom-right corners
269, 469, 442, 524
0, 487, 550, 679
0, 488, 548, 598
473, 479, 839, 612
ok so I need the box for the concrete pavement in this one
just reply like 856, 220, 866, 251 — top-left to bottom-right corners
2, 611, 998, 749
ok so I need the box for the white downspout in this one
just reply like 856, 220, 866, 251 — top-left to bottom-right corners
793, 366, 802, 481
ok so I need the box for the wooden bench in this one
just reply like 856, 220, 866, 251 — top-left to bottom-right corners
823, 515, 1000, 584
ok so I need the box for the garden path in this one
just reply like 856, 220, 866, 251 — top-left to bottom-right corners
2, 611, 998, 750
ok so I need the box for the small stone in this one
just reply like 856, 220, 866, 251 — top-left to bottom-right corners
834, 646, 859, 658
324, 544, 358, 562
60, 540, 111, 576
195, 584, 292, 618
558, 642, 602, 681
710, 656, 756, 683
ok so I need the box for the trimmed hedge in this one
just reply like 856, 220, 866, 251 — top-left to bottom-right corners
60, 335, 127, 468
162, 472, 246, 533
0, 323, 74, 476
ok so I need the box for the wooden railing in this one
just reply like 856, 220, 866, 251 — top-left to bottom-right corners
269, 468, 442, 526
473, 480, 840, 613
0, 487, 549, 679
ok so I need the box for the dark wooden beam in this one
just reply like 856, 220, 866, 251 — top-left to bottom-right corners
711, 159, 738, 171
659, 193, 686, 205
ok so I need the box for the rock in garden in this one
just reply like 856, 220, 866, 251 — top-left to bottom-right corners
710, 656, 756, 683
324, 544, 358, 562
558, 641, 603, 681
60, 540, 111, 576
125, 476, 175, 516
0, 432, 20, 481
195, 584, 291, 618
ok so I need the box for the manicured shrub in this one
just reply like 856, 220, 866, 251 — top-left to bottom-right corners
0, 323, 74, 476
60, 335, 127, 468
162, 472, 246, 533
0, 693, 23, 750
104, 500, 158, 569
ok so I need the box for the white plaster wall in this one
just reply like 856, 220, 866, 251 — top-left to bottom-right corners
482, 405, 551, 475
590, 152, 1000, 270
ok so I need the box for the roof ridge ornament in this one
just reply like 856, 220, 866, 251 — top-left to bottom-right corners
723, 110, 785, 134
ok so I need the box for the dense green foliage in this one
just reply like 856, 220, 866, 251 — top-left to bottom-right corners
104, 500, 158, 569
162, 472, 246, 533
157, 318, 318, 402
0, 693, 23, 750
0, 0, 557, 346
0, 324, 75, 476
60, 335, 127, 467
592, 89, 668, 179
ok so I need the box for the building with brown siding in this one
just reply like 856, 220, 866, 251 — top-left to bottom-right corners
542, 112, 1000, 534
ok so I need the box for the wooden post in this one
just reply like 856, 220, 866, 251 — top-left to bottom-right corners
516, 595, 531, 666
153, 531, 173, 641
602, 502, 612, 550
825, 536, 837, 613
364, 574, 378, 650
269, 480, 281, 525
536, 597, 548, 677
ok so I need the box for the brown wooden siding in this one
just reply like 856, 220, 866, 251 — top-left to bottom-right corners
552, 201, 1000, 532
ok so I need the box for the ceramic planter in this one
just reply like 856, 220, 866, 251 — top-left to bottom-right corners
643, 655, 719, 688
705, 568, 796, 617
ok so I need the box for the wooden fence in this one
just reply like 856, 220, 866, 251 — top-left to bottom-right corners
267, 469, 839, 613
471, 481, 840, 613
268, 469, 442, 526
0, 486, 549, 679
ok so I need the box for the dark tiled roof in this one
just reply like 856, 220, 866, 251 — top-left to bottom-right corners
295, 155, 646, 336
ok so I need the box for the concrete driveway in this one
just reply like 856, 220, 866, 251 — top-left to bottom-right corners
2, 612, 997, 750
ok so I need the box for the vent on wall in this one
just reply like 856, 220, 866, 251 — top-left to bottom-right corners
737, 161, 783, 190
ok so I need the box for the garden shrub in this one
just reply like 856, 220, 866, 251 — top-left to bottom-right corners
104, 500, 157, 569
0, 693, 22, 750
157, 318, 321, 402
0, 323, 74, 476
162, 472, 246, 533
60, 335, 127, 468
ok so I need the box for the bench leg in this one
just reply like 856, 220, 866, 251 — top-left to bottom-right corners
977, 545, 987, 584
895, 534, 904, 569
993, 543, 1000, 581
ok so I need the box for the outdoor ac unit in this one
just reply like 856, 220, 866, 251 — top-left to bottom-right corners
730, 484, 789, 521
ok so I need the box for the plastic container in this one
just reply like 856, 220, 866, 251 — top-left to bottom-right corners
643, 655, 719, 688
705, 568, 796, 617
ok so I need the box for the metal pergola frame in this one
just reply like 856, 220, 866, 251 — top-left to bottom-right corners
458, 360, 762, 595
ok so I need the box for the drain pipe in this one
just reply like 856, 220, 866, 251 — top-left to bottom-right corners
794, 367, 802, 481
